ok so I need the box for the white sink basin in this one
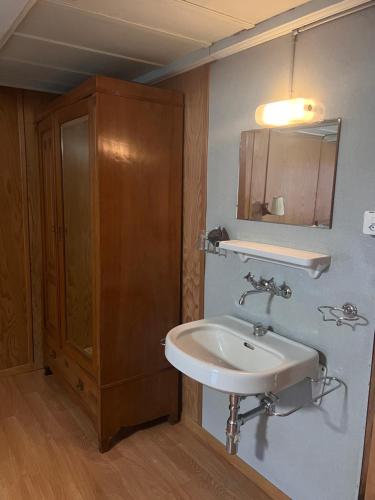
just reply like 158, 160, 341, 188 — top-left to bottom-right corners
165, 315, 319, 395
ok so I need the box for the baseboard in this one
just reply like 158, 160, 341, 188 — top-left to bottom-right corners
0, 362, 37, 377
183, 417, 290, 500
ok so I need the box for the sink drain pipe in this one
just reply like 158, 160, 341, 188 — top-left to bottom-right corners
226, 393, 276, 455
225, 376, 345, 455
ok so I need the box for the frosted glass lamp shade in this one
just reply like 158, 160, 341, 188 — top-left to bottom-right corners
255, 98, 324, 127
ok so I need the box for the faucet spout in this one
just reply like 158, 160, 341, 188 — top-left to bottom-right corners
238, 289, 265, 305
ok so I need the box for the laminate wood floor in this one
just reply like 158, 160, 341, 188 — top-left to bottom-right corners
0, 370, 272, 500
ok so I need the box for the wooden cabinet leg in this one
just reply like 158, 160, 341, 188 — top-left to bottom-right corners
44, 366, 53, 376
99, 436, 112, 453
168, 412, 179, 425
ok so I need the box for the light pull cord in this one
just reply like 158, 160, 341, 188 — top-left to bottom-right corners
289, 30, 299, 98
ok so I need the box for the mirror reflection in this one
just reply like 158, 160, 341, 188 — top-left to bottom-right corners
237, 119, 341, 228
61, 116, 93, 358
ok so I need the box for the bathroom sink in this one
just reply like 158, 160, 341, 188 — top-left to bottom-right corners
165, 315, 319, 395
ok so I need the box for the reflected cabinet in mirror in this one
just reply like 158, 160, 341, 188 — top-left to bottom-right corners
237, 119, 341, 228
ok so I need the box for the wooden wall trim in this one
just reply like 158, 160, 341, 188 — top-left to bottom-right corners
158, 65, 209, 424
22, 90, 55, 369
0, 363, 36, 378
0, 86, 53, 375
360, 337, 375, 499
0, 87, 33, 372
17, 91, 34, 368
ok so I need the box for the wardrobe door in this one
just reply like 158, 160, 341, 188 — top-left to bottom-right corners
39, 118, 60, 352
0, 87, 33, 373
97, 92, 183, 385
55, 99, 96, 373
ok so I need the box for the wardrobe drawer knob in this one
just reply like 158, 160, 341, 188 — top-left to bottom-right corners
76, 378, 84, 391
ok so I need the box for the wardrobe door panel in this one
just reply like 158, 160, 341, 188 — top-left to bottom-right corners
97, 93, 183, 385
41, 129, 58, 276
39, 122, 60, 348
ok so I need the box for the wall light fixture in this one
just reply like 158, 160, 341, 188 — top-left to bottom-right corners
255, 32, 324, 127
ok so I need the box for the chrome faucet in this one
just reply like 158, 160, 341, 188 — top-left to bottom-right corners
238, 272, 292, 305
238, 289, 267, 305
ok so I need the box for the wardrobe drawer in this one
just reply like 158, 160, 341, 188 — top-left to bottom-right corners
52, 352, 98, 419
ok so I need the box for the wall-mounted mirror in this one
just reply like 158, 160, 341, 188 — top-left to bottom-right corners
237, 119, 341, 228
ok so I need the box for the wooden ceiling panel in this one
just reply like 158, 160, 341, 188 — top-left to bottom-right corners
0, 59, 69, 92
0, 58, 82, 89
183, 0, 310, 24
2, 36, 159, 80
44, 0, 253, 43
16, 1, 206, 65
0, 0, 36, 48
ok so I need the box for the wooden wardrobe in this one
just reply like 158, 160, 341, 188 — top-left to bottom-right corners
37, 76, 183, 451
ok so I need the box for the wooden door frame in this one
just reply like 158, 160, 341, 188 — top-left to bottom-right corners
158, 65, 209, 424
359, 338, 375, 498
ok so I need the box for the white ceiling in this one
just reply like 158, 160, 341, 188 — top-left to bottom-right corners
0, 0, 310, 93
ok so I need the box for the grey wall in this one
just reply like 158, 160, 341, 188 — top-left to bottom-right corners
203, 9, 375, 500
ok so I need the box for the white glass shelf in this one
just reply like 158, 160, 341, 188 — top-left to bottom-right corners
218, 240, 331, 278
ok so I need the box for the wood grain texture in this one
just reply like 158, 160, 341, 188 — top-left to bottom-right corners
158, 65, 210, 425
365, 418, 375, 500
97, 91, 183, 384
360, 340, 375, 499
37, 75, 182, 122
38, 117, 61, 354
40, 78, 183, 450
0, 88, 32, 372
0, 369, 274, 500
94, 84, 183, 448
100, 368, 179, 451
46, 348, 98, 425
23, 90, 55, 369
264, 132, 322, 226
